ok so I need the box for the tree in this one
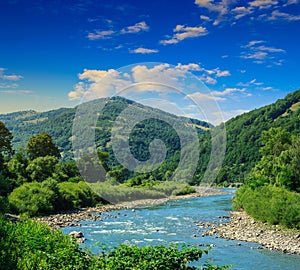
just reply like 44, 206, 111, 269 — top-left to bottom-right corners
8, 181, 57, 216
26, 156, 59, 182
260, 127, 292, 157
7, 150, 29, 187
26, 132, 60, 160
0, 121, 13, 171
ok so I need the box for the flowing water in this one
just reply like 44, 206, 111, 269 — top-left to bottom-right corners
62, 190, 300, 269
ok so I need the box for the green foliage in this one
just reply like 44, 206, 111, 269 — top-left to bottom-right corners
0, 216, 91, 270
26, 156, 59, 182
0, 121, 13, 158
215, 89, 300, 183
90, 182, 166, 203
95, 243, 210, 270
7, 150, 29, 187
172, 185, 196, 196
234, 126, 300, 229
90, 181, 197, 203
56, 181, 97, 211
0, 216, 229, 270
26, 132, 60, 160
8, 180, 98, 216
233, 185, 300, 229
8, 181, 57, 216
247, 128, 300, 192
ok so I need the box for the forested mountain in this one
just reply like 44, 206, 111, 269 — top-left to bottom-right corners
1, 89, 300, 184
214, 89, 300, 183
0, 97, 210, 183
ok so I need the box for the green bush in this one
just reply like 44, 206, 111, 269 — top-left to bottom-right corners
172, 185, 196, 196
95, 243, 229, 270
57, 181, 97, 211
0, 216, 90, 270
8, 181, 57, 216
0, 216, 229, 270
233, 185, 300, 229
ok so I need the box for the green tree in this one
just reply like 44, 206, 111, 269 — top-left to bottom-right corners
26, 132, 60, 160
8, 181, 57, 216
26, 156, 59, 182
0, 121, 13, 173
7, 150, 29, 187
260, 127, 292, 157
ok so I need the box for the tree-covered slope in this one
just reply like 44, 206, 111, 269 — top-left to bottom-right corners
1, 89, 300, 184
0, 97, 210, 168
216, 88, 300, 183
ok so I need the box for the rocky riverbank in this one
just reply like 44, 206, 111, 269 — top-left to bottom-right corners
34, 187, 226, 229
202, 211, 300, 255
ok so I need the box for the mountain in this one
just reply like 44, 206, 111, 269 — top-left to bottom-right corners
0, 97, 210, 182
213, 88, 300, 183
1, 89, 300, 184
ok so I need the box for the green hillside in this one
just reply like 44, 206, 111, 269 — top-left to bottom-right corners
0, 96, 210, 183
215, 88, 300, 183
1, 89, 300, 184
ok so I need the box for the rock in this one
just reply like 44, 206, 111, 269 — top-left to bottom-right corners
69, 231, 84, 238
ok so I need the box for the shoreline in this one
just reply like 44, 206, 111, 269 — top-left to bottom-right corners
205, 211, 300, 255
34, 187, 227, 229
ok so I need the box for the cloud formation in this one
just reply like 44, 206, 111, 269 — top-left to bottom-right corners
87, 21, 149, 40
69, 63, 230, 100
240, 40, 285, 65
130, 47, 158, 54
160, 25, 208, 45
87, 30, 115, 40
120, 21, 149, 34
0, 68, 23, 81
194, 0, 300, 25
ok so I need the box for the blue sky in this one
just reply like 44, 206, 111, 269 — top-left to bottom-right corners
0, 0, 299, 123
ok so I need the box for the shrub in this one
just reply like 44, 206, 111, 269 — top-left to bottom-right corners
56, 181, 97, 211
8, 181, 57, 216
0, 216, 230, 270
233, 185, 300, 229
172, 185, 196, 196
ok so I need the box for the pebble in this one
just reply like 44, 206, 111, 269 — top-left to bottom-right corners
199, 211, 300, 255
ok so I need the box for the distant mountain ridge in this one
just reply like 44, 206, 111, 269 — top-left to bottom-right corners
0, 97, 210, 162
1, 89, 300, 184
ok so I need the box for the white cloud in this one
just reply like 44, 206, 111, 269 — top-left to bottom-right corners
187, 91, 225, 102
194, 0, 229, 14
231, 6, 253, 19
87, 30, 115, 40
176, 63, 202, 71
120, 21, 149, 34
130, 47, 158, 54
0, 83, 18, 88
249, 0, 278, 9
0, 68, 23, 81
200, 15, 212, 21
267, 10, 300, 21
241, 40, 285, 65
212, 88, 245, 97
214, 68, 231, 77
237, 78, 263, 86
160, 25, 208, 45
194, 0, 298, 26
199, 75, 217, 85
0, 90, 32, 94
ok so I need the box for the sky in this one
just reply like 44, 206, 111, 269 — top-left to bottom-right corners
0, 0, 300, 124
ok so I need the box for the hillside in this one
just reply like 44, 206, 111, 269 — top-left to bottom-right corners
1, 89, 300, 184
0, 96, 210, 182
214, 88, 300, 183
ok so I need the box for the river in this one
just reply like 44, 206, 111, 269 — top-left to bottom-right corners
62, 190, 300, 269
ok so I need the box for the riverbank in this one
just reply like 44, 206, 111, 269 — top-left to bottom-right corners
205, 211, 300, 255
34, 187, 226, 229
